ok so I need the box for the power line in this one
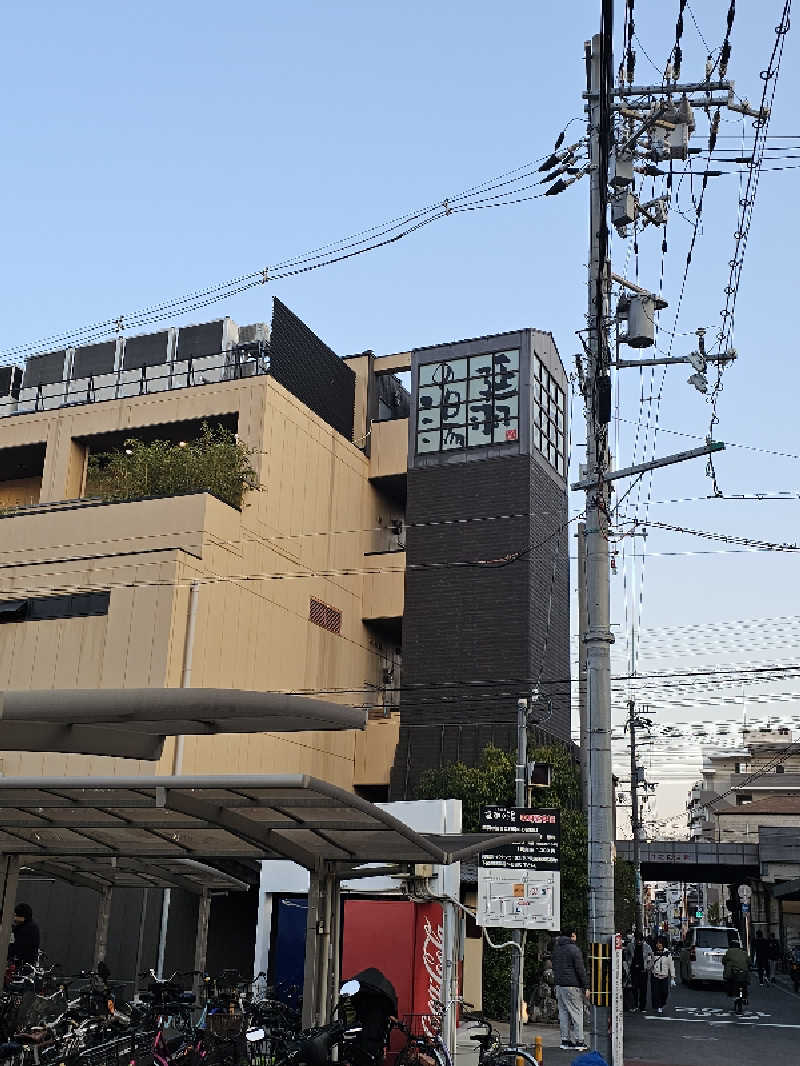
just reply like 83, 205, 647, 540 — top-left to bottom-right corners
610, 415, 800, 463
617, 516, 799, 553
0, 143, 583, 364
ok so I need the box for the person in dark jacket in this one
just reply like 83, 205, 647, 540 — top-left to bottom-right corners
767, 932, 781, 983
551, 931, 589, 1052
754, 930, 770, 984
630, 933, 653, 1012
723, 942, 750, 1006
9, 903, 40, 965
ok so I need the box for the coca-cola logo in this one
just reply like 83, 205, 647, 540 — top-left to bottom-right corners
421, 917, 443, 1037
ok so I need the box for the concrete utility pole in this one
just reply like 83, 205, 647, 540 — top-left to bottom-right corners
509, 696, 528, 1049
573, 1, 771, 1055
628, 699, 643, 937
583, 15, 615, 1060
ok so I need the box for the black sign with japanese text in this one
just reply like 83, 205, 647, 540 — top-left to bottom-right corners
479, 804, 560, 871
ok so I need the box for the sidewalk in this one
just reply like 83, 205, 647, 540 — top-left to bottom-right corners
484, 1018, 563, 1049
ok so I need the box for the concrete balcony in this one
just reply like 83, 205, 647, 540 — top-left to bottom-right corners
362, 550, 405, 621
0, 491, 241, 572
369, 418, 408, 480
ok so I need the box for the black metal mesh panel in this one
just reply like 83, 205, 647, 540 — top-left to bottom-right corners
177, 320, 225, 360
22, 351, 67, 387
72, 341, 116, 379
123, 331, 170, 370
269, 298, 355, 439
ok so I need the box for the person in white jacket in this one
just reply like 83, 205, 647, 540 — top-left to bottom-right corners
650, 940, 676, 1014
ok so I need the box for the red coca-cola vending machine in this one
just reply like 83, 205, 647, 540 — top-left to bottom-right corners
341, 899, 445, 1046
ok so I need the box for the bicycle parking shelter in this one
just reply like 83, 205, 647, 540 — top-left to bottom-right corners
0, 774, 528, 1027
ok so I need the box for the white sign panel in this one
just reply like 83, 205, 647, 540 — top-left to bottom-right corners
477, 867, 560, 930
476, 805, 561, 931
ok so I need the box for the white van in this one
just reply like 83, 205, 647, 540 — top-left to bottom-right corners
680, 926, 742, 985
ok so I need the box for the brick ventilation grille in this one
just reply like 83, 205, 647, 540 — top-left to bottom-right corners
309, 597, 342, 635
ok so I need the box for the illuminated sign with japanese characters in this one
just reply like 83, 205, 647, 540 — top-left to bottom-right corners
479, 804, 561, 871
415, 349, 520, 455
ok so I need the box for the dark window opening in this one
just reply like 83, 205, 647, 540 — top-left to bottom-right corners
80, 414, 238, 462
354, 784, 389, 803
0, 591, 110, 624
0, 442, 46, 510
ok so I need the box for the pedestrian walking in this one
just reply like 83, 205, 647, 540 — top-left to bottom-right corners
551, 931, 590, 1053
754, 930, 770, 984
650, 940, 675, 1014
767, 932, 781, 983
630, 933, 653, 1012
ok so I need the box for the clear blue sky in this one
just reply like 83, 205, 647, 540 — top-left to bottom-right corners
2, 2, 799, 809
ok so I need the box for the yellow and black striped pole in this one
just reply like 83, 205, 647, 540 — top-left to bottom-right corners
590, 940, 612, 1007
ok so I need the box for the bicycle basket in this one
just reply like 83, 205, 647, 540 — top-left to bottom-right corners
207, 1012, 244, 1038
402, 1014, 442, 1039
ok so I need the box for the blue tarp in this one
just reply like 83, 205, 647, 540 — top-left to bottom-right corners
570, 1052, 608, 1066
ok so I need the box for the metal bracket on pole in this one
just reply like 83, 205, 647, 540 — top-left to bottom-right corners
571, 441, 725, 492
613, 353, 736, 369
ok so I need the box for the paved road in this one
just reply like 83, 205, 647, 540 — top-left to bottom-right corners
513, 976, 800, 1064
622, 976, 800, 1065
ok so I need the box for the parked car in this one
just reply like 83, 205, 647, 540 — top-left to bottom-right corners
680, 926, 742, 985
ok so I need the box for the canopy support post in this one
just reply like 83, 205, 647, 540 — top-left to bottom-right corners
194, 889, 211, 1000
0, 856, 21, 977
325, 877, 341, 1026
302, 868, 336, 1029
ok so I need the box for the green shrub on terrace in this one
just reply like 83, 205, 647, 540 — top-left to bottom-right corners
85, 422, 259, 510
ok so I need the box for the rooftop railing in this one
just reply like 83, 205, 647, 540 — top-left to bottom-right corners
0, 345, 270, 419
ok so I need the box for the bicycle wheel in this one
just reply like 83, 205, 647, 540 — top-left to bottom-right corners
483, 1047, 538, 1066
396, 1042, 450, 1066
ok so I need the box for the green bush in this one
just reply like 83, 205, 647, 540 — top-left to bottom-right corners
416, 743, 588, 1019
85, 422, 259, 510
614, 858, 636, 936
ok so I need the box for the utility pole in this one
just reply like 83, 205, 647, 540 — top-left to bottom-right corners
574, 3, 766, 1057
509, 696, 528, 1049
628, 699, 643, 937
583, 14, 615, 1059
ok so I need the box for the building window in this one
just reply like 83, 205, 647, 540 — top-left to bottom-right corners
735, 794, 752, 806
0, 591, 110, 623
532, 355, 566, 476
415, 350, 520, 455
309, 597, 342, 635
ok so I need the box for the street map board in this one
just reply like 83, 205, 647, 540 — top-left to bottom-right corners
476, 805, 561, 930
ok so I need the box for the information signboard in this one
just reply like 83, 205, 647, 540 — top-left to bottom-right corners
476, 805, 560, 930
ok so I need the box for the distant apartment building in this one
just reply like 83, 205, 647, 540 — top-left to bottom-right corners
0, 301, 571, 798
687, 727, 800, 840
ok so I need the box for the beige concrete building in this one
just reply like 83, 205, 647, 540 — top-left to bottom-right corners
687, 727, 800, 840
0, 302, 575, 991
0, 305, 407, 791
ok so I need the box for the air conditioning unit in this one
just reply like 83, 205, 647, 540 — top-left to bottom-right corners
238, 322, 269, 345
